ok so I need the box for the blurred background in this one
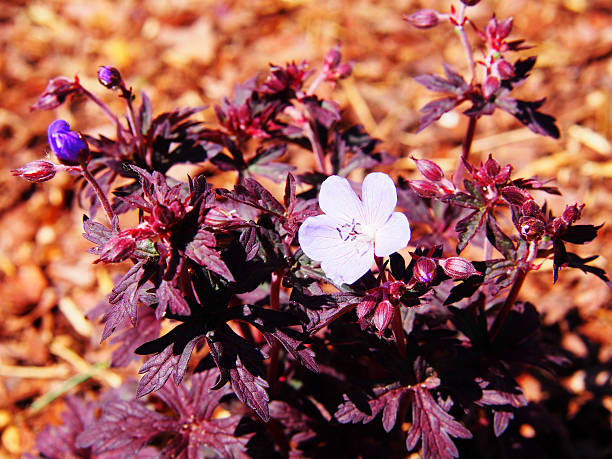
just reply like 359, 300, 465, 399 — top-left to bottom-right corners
0, 0, 611, 456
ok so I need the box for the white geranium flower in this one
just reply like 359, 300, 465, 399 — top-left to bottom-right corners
298, 172, 411, 285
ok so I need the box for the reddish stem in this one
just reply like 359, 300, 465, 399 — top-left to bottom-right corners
81, 163, 119, 232
454, 115, 477, 188
391, 308, 406, 358
80, 87, 124, 134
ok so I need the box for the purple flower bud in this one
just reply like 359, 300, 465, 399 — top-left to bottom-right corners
387, 281, 406, 301
11, 160, 57, 183
409, 180, 440, 198
439, 257, 480, 279
412, 156, 444, 182
460, 0, 481, 5
414, 257, 437, 283
323, 47, 342, 70
31, 76, 80, 111
47, 120, 89, 165
561, 204, 583, 225
497, 17, 513, 40
373, 300, 394, 335
97, 66, 123, 89
519, 216, 545, 240
332, 62, 353, 80
403, 9, 440, 29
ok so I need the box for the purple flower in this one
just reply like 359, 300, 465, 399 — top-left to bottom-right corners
298, 173, 411, 285
47, 120, 88, 165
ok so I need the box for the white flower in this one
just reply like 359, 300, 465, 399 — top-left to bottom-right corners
298, 172, 411, 285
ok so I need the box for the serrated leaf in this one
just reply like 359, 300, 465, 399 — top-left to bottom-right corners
155, 280, 190, 319
406, 387, 472, 459
455, 210, 486, 254
185, 236, 235, 282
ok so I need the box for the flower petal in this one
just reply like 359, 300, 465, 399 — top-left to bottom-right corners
298, 214, 374, 285
361, 172, 398, 228
320, 241, 374, 285
318, 175, 364, 223
374, 212, 411, 257
298, 214, 346, 261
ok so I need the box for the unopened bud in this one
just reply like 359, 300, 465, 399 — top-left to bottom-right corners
521, 199, 540, 217
323, 47, 342, 70
483, 75, 501, 98
409, 180, 440, 198
460, 0, 481, 5
97, 66, 123, 89
497, 17, 513, 40
11, 160, 57, 183
414, 258, 437, 283
496, 59, 515, 79
373, 300, 394, 335
31, 76, 80, 111
561, 204, 582, 226
519, 216, 545, 241
412, 156, 444, 182
387, 281, 406, 301
403, 9, 440, 29
439, 257, 480, 279
356, 297, 377, 320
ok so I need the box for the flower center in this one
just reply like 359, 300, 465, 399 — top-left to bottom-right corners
336, 219, 375, 242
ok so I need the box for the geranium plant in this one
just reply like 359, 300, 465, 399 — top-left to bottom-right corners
14, 1, 608, 458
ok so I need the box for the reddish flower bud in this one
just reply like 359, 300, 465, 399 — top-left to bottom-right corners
387, 281, 406, 302
519, 216, 545, 241
356, 297, 377, 320
412, 156, 444, 182
414, 257, 437, 283
460, 0, 481, 5
403, 9, 440, 29
31, 76, 80, 111
521, 199, 540, 217
323, 47, 342, 70
483, 75, 501, 98
332, 62, 353, 80
11, 160, 57, 183
373, 300, 394, 335
97, 66, 123, 89
561, 204, 583, 226
439, 257, 480, 279
497, 17, 513, 40
409, 180, 440, 198
496, 59, 515, 79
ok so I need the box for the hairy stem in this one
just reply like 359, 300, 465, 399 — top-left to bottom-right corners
391, 308, 407, 358
307, 71, 327, 96
267, 270, 283, 392
489, 242, 537, 341
454, 115, 477, 188
80, 87, 124, 133
81, 164, 119, 232
456, 3, 475, 83
304, 122, 328, 175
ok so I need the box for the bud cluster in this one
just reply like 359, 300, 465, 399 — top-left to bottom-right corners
408, 156, 456, 198
356, 281, 406, 335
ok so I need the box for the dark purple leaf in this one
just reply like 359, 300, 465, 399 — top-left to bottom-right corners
110, 306, 161, 367
156, 279, 190, 319
185, 233, 235, 282
561, 224, 603, 244
485, 214, 516, 260
405, 386, 472, 458
417, 97, 461, 132
455, 209, 486, 254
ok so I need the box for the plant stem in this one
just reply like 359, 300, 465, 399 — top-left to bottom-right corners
304, 122, 328, 175
267, 270, 283, 392
453, 115, 477, 188
488, 242, 537, 341
307, 71, 327, 96
391, 308, 406, 358
81, 164, 119, 232
80, 87, 124, 134
456, 3, 475, 83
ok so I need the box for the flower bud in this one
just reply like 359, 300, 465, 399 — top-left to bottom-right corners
409, 180, 440, 198
31, 76, 80, 111
323, 47, 342, 70
483, 75, 501, 98
373, 300, 394, 335
519, 216, 545, 241
561, 204, 582, 226
387, 281, 406, 301
521, 199, 540, 217
439, 257, 480, 279
496, 59, 515, 79
97, 66, 122, 89
460, 0, 481, 5
412, 156, 444, 182
403, 9, 440, 29
11, 160, 57, 183
413, 257, 437, 283
47, 120, 89, 165
356, 297, 377, 320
